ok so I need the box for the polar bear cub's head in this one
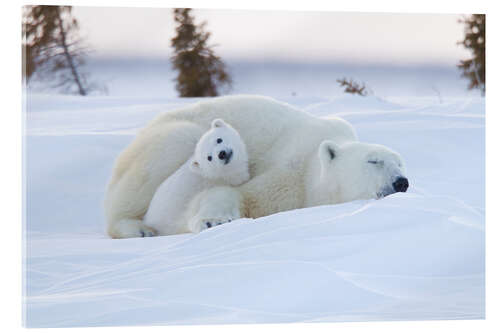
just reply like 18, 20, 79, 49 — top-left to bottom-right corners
190, 119, 250, 186
318, 140, 409, 203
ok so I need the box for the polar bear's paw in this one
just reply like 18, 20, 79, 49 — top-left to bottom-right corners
109, 219, 158, 239
189, 216, 235, 233
202, 217, 234, 230
139, 225, 157, 237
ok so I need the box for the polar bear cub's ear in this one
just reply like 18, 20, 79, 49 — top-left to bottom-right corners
211, 118, 228, 128
318, 140, 339, 166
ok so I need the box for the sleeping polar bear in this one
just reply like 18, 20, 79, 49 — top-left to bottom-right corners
104, 95, 408, 238
143, 119, 249, 236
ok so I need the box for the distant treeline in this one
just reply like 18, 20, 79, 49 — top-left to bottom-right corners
22, 7, 485, 97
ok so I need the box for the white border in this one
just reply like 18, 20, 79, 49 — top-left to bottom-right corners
4, 0, 498, 332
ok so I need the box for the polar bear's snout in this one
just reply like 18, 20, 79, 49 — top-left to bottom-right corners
392, 177, 409, 193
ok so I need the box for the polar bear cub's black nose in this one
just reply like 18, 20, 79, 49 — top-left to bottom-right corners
392, 177, 409, 192
218, 150, 227, 160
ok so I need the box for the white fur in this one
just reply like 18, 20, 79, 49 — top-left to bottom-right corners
105, 95, 362, 238
142, 119, 249, 236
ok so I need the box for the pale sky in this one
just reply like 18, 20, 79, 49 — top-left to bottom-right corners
73, 7, 470, 65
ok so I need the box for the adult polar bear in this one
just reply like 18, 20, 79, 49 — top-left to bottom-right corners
105, 95, 401, 238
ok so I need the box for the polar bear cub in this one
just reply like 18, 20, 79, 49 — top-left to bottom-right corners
143, 119, 250, 235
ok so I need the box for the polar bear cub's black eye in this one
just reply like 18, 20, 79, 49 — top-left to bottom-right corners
207, 156, 212, 161
368, 160, 378, 164
217, 138, 223, 144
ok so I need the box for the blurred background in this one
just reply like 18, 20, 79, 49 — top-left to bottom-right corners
22, 6, 485, 101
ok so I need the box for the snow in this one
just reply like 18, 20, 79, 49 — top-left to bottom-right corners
24, 92, 484, 327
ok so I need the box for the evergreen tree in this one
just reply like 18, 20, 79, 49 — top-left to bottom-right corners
171, 8, 231, 97
457, 14, 485, 95
22, 6, 59, 81
22, 5, 101, 95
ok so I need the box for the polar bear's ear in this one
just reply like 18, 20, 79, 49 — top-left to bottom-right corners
211, 118, 227, 128
319, 140, 339, 165
190, 160, 201, 173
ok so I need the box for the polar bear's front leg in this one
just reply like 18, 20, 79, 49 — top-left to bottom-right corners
186, 186, 243, 233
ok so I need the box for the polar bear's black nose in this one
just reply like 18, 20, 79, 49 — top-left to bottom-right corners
393, 177, 409, 192
218, 150, 227, 160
